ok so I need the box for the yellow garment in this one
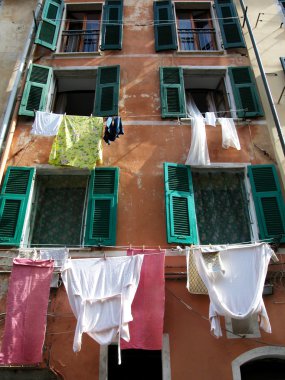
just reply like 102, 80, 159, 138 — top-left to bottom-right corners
49, 115, 103, 169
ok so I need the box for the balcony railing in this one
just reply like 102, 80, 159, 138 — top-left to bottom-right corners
61, 29, 100, 53
178, 28, 216, 51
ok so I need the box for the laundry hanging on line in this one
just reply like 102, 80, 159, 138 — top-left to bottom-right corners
189, 243, 274, 337
103, 116, 124, 145
0, 259, 54, 365
48, 114, 103, 169
121, 249, 165, 351
31, 111, 63, 136
61, 255, 144, 364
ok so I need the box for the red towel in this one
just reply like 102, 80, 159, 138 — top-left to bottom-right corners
0, 259, 54, 364
121, 249, 165, 350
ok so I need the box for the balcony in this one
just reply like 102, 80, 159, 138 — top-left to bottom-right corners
178, 28, 216, 51
61, 29, 100, 53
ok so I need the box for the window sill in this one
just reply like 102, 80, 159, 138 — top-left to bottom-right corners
53, 51, 102, 58
176, 50, 224, 56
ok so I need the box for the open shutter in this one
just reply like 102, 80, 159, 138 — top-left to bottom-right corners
248, 165, 285, 243
154, 1, 177, 51
85, 168, 119, 246
160, 67, 186, 118
19, 64, 53, 117
164, 163, 198, 244
35, 0, 64, 51
0, 167, 35, 246
101, 0, 123, 50
228, 66, 264, 118
214, 0, 245, 49
93, 66, 120, 116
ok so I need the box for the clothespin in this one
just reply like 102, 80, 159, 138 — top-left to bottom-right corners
103, 251, 106, 260
158, 245, 161, 252
142, 245, 145, 252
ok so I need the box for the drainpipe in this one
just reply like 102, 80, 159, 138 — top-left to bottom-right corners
0, 0, 43, 183
239, 0, 285, 157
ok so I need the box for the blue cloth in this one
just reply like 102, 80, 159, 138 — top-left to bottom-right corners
103, 117, 124, 145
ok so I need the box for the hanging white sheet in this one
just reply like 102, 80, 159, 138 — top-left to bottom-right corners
218, 117, 241, 150
31, 111, 63, 136
205, 112, 216, 127
192, 243, 273, 337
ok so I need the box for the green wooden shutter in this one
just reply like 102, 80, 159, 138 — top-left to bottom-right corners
164, 163, 198, 244
214, 0, 245, 49
85, 168, 119, 246
160, 67, 186, 118
93, 66, 120, 116
248, 165, 285, 243
0, 167, 35, 246
19, 64, 53, 117
35, 0, 64, 51
228, 66, 264, 118
101, 0, 123, 50
154, 1, 177, 51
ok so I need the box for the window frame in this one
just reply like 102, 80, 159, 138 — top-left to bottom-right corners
164, 162, 260, 245
174, 2, 221, 52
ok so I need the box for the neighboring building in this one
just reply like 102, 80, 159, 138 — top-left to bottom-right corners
0, 1, 284, 379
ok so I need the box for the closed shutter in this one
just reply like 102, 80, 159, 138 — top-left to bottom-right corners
93, 66, 120, 116
19, 64, 53, 117
101, 0, 123, 50
154, 1, 177, 51
164, 163, 198, 244
214, 0, 245, 49
85, 168, 119, 246
248, 165, 285, 243
228, 66, 264, 117
280, 57, 285, 73
160, 67, 186, 118
0, 167, 35, 246
35, 0, 64, 51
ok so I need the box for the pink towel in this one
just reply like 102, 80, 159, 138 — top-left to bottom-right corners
121, 249, 165, 350
0, 259, 54, 364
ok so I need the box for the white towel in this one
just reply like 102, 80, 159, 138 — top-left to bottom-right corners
31, 111, 63, 136
193, 243, 273, 337
218, 118, 241, 150
205, 112, 216, 127
185, 116, 210, 165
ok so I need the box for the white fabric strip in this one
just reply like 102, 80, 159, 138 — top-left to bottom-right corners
31, 111, 63, 136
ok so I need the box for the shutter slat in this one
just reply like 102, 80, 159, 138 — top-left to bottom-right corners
214, 0, 246, 49
160, 67, 186, 118
35, 0, 64, 51
101, 0, 123, 50
0, 167, 34, 246
154, 1, 177, 51
228, 66, 264, 118
164, 163, 198, 244
248, 165, 285, 243
93, 66, 120, 117
19, 64, 53, 117
84, 168, 119, 246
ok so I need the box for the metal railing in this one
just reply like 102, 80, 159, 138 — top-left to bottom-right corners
178, 28, 216, 51
61, 29, 100, 53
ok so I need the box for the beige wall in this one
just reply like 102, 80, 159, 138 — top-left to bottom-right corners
0, 0, 37, 125
235, 0, 285, 186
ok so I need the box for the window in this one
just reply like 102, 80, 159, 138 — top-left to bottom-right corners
35, 0, 123, 52
159, 66, 264, 118
281, 57, 285, 73
60, 9, 101, 53
164, 163, 285, 245
153, 0, 245, 52
225, 315, 261, 339
0, 166, 119, 247
18, 64, 120, 117
279, 0, 285, 16
0, 368, 60, 380
176, 8, 216, 51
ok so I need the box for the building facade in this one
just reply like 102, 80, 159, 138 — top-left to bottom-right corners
0, 0, 285, 379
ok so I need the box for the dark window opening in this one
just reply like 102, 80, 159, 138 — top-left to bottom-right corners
241, 358, 285, 380
176, 9, 216, 51
192, 169, 251, 245
108, 346, 163, 380
61, 11, 101, 53
31, 175, 88, 247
